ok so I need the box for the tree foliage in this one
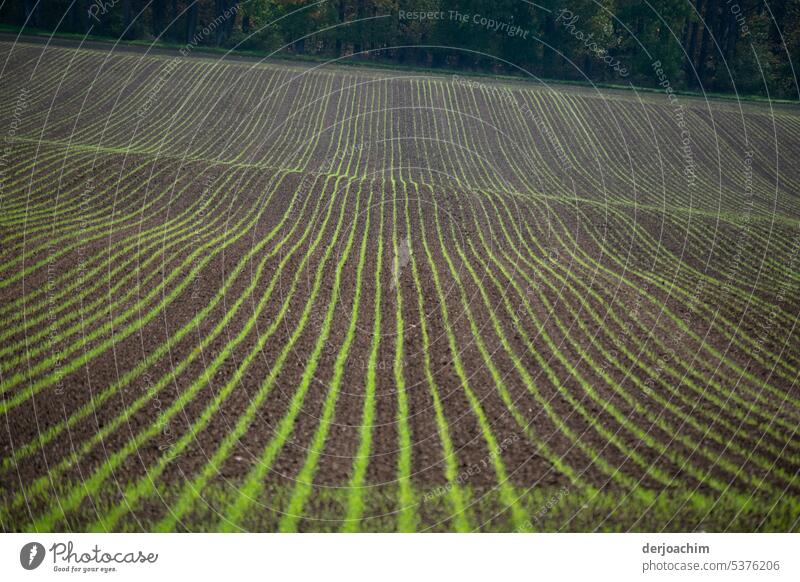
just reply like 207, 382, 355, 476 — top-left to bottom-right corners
2, 0, 797, 97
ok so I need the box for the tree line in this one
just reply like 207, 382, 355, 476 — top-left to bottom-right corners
4, 1, 799, 98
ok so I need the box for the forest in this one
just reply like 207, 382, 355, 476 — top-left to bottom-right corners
4, 2, 800, 100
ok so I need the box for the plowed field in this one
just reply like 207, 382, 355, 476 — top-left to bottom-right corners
1, 39, 799, 532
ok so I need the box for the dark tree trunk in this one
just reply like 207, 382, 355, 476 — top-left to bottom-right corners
336, 0, 347, 56
684, 0, 706, 86
354, 0, 365, 54
153, 0, 166, 38
122, 0, 135, 39
172, 0, 180, 42
24, 0, 39, 28
726, 18, 739, 62
242, 14, 250, 34
686, 19, 698, 64
543, 15, 556, 77
225, 0, 238, 40
696, 0, 715, 87
72, 0, 89, 33
696, 33, 710, 86
215, 0, 226, 45
583, 54, 593, 80
186, 1, 199, 44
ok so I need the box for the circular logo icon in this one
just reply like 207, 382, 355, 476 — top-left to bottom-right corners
20, 542, 45, 570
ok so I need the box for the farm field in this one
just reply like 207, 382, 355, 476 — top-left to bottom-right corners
1, 39, 799, 533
